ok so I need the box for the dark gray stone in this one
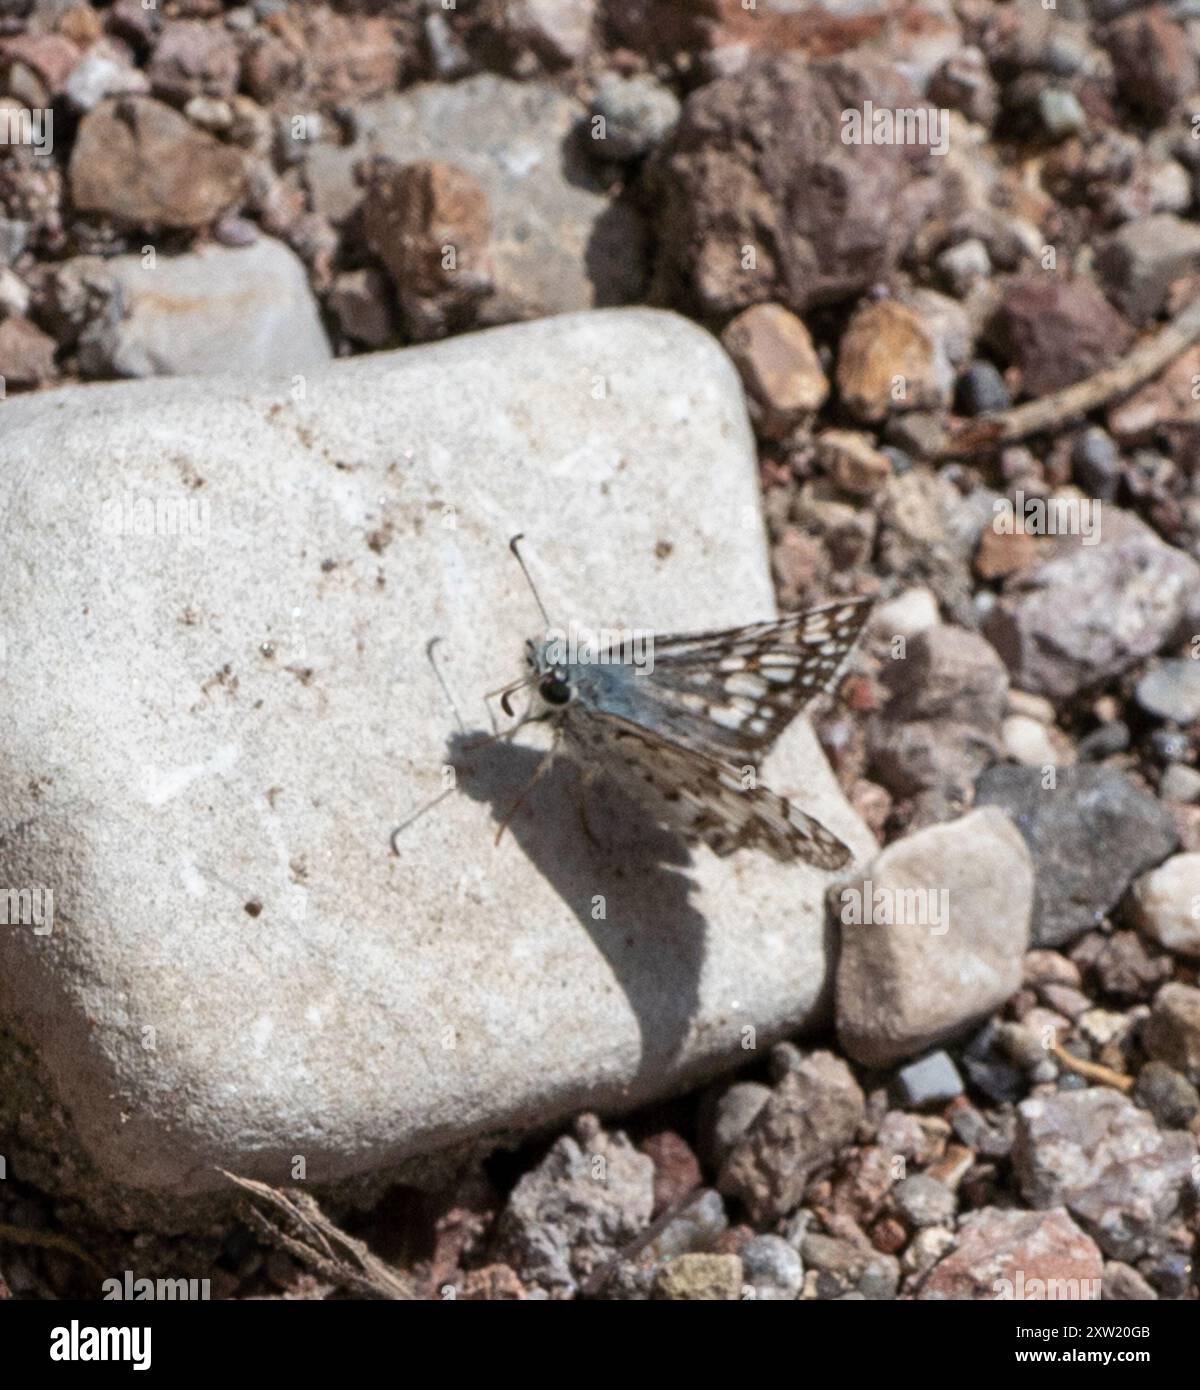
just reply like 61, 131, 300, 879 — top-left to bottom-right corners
974, 764, 1178, 947
955, 360, 1011, 415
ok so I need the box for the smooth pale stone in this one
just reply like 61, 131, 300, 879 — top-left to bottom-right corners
835, 807, 1033, 1066
0, 307, 875, 1214
1001, 714, 1068, 768
1126, 854, 1200, 958
870, 587, 940, 642
75, 236, 332, 378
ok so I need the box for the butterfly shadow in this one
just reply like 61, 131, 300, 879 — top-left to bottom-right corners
447, 731, 708, 1081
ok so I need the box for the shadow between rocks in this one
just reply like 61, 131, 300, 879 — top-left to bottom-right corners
447, 731, 707, 1080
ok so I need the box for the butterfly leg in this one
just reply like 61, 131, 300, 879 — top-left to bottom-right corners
494, 734, 560, 846
391, 787, 456, 853
575, 765, 603, 848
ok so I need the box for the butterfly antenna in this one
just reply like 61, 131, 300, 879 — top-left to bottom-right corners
508, 533, 552, 629
425, 636, 467, 735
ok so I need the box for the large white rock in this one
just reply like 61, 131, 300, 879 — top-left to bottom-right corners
0, 308, 873, 1215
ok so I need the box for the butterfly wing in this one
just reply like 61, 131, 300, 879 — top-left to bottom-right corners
596, 596, 874, 767
561, 704, 854, 869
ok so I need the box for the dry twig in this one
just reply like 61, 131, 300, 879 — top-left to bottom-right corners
1051, 1040, 1134, 1093
934, 294, 1200, 457
220, 1171, 418, 1299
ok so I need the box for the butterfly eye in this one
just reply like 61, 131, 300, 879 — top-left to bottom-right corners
539, 675, 572, 706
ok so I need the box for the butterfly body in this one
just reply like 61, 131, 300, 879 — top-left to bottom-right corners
512, 597, 874, 869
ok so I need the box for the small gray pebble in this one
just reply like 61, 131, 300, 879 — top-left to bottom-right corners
589, 74, 681, 162
956, 361, 1011, 415
1077, 721, 1130, 760
1072, 427, 1121, 502
1147, 727, 1191, 766
881, 445, 913, 475
1136, 660, 1200, 725
1133, 1060, 1200, 1129
1038, 87, 1087, 138
1138, 1246, 1192, 1298
892, 1174, 957, 1228
1160, 763, 1200, 804
740, 1234, 803, 1300
895, 1051, 964, 1107
704, 1080, 770, 1169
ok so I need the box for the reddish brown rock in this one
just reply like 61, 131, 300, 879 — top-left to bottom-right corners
652, 54, 940, 317
362, 159, 493, 340
993, 276, 1134, 399
610, 0, 957, 75
974, 526, 1043, 580
640, 1130, 703, 1216
818, 429, 893, 495
0, 33, 81, 98
1103, 6, 1197, 124
919, 1206, 1102, 1300
458, 1264, 527, 1299
240, 34, 305, 103
69, 97, 246, 228
305, 8, 401, 105
241, 8, 399, 107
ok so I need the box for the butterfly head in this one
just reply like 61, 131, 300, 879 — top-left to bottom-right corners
497, 638, 578, 718
527, 638, 578, 714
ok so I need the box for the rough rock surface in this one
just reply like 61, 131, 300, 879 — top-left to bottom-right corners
974, 765, 1178, 948
305, 74, 646, 321
919, 1206, 1103, 1300
867, 625, 1008, 825
1013, 1087, 1196, 1260
68, 95, 246, 229
651, 54, 940, 316
718, 1051, 865, 1222
492, 1115, 654, 1298
1143, 983, 1200, 1084
982, 508, 1200, 701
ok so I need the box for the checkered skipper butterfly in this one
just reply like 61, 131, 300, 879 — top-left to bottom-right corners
491, 538, 873, 869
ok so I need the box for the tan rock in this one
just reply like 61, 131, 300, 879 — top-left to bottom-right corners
837, 300, 950, 422
653, 1253, 743, 1301
817, 429, 892, 496
69, 96, 246, 229
721, 303, 828, 437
